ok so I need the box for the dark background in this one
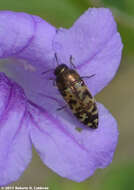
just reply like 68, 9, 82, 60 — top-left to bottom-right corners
0, 0, 134, 189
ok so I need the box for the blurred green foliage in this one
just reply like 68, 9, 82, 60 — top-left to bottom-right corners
102, 0, 134, 55
102, 0, 126, 10
47, 176, 89, 190
0, 0, 90, 27
118, 24, 134, 55
47, 162, 134, 190
100, 163, 134, 190
103, 0, 134, 16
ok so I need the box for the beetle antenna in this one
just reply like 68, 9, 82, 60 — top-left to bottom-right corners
55, 53, 59, 66
42, 69, 54, 75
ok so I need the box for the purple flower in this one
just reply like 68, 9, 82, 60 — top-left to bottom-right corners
0, 8, 123, 185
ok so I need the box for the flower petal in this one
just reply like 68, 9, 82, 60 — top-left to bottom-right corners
0, 73, 32, 186
53, 8, 123, 95
0, 9, 123, 110
0, 10, 58, 110
0, 11, 56, 67
30, 101, 118, 182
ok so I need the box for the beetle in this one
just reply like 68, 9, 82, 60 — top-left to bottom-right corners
54, 55, 98, 129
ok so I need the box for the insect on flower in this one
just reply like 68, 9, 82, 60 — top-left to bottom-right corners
0, 9, 123, 185
53, 54, 99, 129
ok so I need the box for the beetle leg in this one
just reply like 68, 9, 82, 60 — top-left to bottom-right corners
41, 69, 54, 75
56, 105, 67, 111
70, 55, 76, 69
81, 74, 96, 79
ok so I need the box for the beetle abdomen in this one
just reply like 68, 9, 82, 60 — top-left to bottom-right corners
56, 70, 98, 129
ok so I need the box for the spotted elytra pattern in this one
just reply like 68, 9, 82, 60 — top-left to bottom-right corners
54, 64, 98, 129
